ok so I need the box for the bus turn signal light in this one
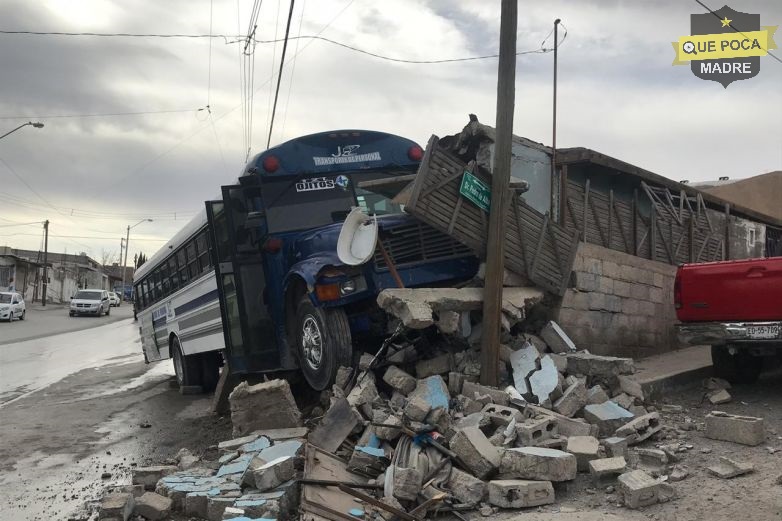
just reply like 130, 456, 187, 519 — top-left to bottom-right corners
408, 145, 424, 161
262, 155, 280, 173
315, 283, 340, 302
263, 238, 283, 253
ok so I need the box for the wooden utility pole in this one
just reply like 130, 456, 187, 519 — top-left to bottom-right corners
41, 220, 49, 307
480, 0, 517, 386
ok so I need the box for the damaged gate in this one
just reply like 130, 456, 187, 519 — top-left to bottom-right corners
407, 136, 580, 296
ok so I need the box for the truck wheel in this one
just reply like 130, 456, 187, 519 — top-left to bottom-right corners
711, 345, 763, 384
172, 336, 202, 387
295, 296, 352, 391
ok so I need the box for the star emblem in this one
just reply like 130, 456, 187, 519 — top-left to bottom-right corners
721, 16, 732, 27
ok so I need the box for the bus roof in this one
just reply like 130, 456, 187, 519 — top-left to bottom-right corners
243, 129, 422, 177
133, 208, 207, 283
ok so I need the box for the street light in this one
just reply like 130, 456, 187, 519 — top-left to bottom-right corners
0, 121, 44, 140
121, 218, 154, 300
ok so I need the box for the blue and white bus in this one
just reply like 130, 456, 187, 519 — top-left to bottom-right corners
134, 130, 477, 391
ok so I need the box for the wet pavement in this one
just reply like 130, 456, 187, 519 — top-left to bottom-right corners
0, 313, 231, 520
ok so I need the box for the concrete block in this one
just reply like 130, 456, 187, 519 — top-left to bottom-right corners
100, 492, 134, 521
462, 381, 509, 406
529, 355, 561, 405
382, 366, 416, 395
575, 272, 600, 291
500, 447, 577, 481
565, 352, 635, 378
134, 492, 172, 521
222, 506, 245, 518
228, 380, 302, 437
615, 413, 662, 445
633, 448, 668, 469
707, 456, 754, 479
250, 456, 295, 491
482, 403, 525, 426
416, 353, 454, 379
586, 385, 610, 405
611, 392, 635, 410
218, 434, 260, 454
583, 401, 634, 437
515, 415, 558, 446
553, 380, 588, 418
618, 375, 644, 400
184, 492, 210, 519
603, 437, 629, 458
436, 310, 471, 336
487, 480, 555, 508
589, 457, 627, 479
707, 389, 732, 404
450, 426, 501, 480
207, 497, 236, 521
526, 404, 598, 438
509, 342, 539, 395
705, 411, 765, 446
617, 470, 661, 508
131, 466, 178, 490
446, 467, 487, 506
566, 436, 600, 472
347, 372, 380, 413
540, 321, 577, 353
374, 412, 403, 441
392, 466, 423, 502
448, 372, 465, 396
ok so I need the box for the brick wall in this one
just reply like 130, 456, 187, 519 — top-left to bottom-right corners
555, 242, 679, 358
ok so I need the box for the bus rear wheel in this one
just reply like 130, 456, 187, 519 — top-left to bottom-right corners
172, 336, 202, 388
295, 297, 352, 391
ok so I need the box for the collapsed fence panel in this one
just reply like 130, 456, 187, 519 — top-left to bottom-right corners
407, 135, 579, 296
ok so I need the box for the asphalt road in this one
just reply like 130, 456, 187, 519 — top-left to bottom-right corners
0, 308, 231, 521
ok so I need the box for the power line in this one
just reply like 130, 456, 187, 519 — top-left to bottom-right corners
267, 0, 296, 149
280, 0, 307, 140
207, 0, 214, 110
0, 108, 203, 120
0, 221, 43, 228
693, 0, 782, 65
0, 192, 197, 218
0, 30, 243, 39
0, 232, 168, 241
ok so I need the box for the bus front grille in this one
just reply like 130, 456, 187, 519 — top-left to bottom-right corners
374, 221, 473, 270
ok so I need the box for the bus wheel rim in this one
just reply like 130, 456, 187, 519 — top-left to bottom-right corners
302, 315, 323, 371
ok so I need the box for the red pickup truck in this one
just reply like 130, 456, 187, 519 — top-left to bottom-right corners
675, 257, 782, 383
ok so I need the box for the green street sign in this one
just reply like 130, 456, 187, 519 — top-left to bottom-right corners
459, 171, 491, 212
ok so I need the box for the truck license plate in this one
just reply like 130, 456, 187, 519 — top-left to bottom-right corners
747, 325, 780, 339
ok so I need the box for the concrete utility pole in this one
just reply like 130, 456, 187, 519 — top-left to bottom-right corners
480, 0, 517, 387
121, 219, 152, 300
551, 19, 561, 192
41, 220, 49, 307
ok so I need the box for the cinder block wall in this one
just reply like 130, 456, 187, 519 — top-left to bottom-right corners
555, 242, 679, 358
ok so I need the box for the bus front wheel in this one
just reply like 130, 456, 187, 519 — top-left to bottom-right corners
295, 297, 352, 391
172, 336, 202, 388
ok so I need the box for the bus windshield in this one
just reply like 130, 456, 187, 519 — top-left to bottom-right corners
262, 171, 405, 233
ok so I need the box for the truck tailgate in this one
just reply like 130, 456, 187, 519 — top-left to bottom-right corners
676, 257, 782, 322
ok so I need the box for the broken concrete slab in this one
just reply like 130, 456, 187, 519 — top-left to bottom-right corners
308, 398, 361, 453
707, 456, 754, 479
509, 342, 539, 396
406, 375, 450, 424
346, 372, 380, 416
462, 381, 510, 406
617, 469, 662, 509
611, 392, 635, 410
540, 321, 577, 354
392, 466, 423, 502
382, 366, 417, 395
705, 411, 766, 446
251, 456, 296, 491
583, 401, 634, 437
633, 448, 668, 469
487, 479, 555, 508
602, 437, 629, 459
416, 353, 454, 379
614, 412, 662, 445
553, 379, 588, 418
206, 496, 236, 521
707, 389, 732, 405
450, 426, 502, 480
229, 380, 302, 437
218, 435, 261, 454
435, 309, 471, 337
100, 492, 135, 521
589, 457, 627, 480
566, 436, 600, 472
586, 385, 610, 405
499, 447, 577, 482
132, 466, 178, 490
617, 375, 644, 401
529, 355, 561, 405
447, 467, 487, 506
133, 492, 172, 521
566, 352, 635, 378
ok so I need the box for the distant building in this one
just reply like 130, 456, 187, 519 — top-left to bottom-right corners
0, 247, 109, 303
690, 171, 782, 222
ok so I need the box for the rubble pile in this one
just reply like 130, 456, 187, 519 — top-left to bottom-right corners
96, 317, 717, 521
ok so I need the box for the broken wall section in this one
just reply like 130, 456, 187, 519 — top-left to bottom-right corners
557, 242, 678, 358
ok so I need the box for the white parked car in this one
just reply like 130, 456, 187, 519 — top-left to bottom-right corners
0, 291, 26, 321
109, 292, 121, 307
69, 289, 111, 317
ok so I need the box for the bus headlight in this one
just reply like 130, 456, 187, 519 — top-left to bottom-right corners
340, 279, 356, 295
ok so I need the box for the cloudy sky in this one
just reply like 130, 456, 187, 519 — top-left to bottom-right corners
0, 0, 780, 261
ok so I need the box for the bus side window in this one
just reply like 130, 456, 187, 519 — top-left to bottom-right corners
177, 248, 189, 285
186, 241, 199, 280
168, 257, 179, 293
196, 233, 211, 274
160, 262, 170, 297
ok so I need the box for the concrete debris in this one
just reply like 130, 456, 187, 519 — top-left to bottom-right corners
416, 352, 454, 379
540, 320, 577, 353
509, 341, 539, 396
250, 456, 296, 491
436, 309, 471, 336
392, 466, 423, 502
707, 389, 732, 405
566, 436, 600, 472
668, 465, 689, 482
617, 469, 664, 508
382, 365, 417, 395
488, 479, 555, 508
515, 415, 559, 446
553, 379, 588, 417
132, 466, 178, 490
228, 379, 302, 437
447, 467, 487, 506
347, 372, 380, 417
565, 352, 635, 378
528, 355, 561, 405
617, 375, 644, 401
308, 398, 360, 452
462, 381, 509, 406
707, 456, 754, 479
450, 426, 502, 480
482, 403, 526, 426
583, 401, 635, 437
603, 437, 629, 459
100, 492, 135, 521
633, 448, 668, 469
500, 447, 577, 482
610, 392, 635, 410
586, 385, 610, 405
614, 412, 662, 445
133, 492, 172, 521
702, 377, 731, 391
705, 411, 766, 446
589, 456, 627, 480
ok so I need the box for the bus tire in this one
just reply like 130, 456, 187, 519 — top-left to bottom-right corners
200, 352, 222, 392
295, 297, 352, 391
172, 336, 202, 388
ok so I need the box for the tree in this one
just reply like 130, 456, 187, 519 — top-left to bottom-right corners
101, 249, 118, 267
136, 252, 147, 269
